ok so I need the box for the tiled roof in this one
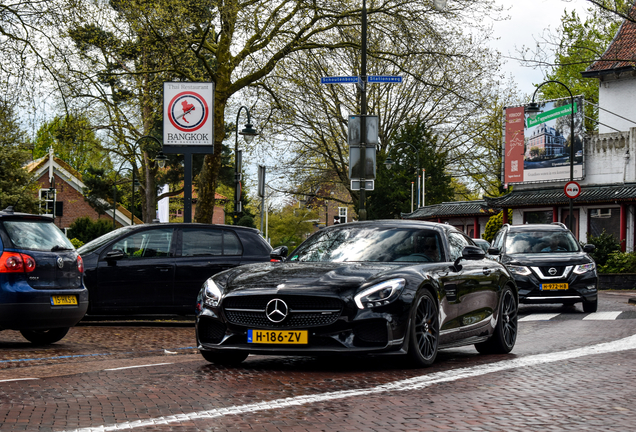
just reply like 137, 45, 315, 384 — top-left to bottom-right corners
402, 200, 498, 220
484, 184, 636, 208
583, 3, 636, 76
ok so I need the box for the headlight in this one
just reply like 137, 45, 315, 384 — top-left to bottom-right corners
573, 263, 595, 274
508, 265, 531, 276
354, 278, 405, 309
203, 279, 222, 307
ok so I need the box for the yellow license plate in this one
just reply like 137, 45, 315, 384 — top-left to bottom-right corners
51, 295, 78, 305
248, 329, 308, 344
541, 283, 568, 291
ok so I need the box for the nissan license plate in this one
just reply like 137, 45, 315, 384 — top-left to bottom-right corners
51, 295, 78, 306
540, 283, 568, 291
248, 329, 308, 344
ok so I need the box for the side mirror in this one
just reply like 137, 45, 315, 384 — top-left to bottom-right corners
461, 245, 486, 261
270, 246, 289, 262
583, 244, 595, 253
105, 249, 125, 261
451, 245, 485, 271
487, 247, 500, 255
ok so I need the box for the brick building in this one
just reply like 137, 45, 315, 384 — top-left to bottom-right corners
25, 150, 141, 232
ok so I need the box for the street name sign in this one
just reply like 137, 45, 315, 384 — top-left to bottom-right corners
320, 76, 359, 84
368, 75, 403, 83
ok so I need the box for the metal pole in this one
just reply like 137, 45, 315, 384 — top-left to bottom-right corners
422, 168, 426, 207
411, 182, 414, 213
234, 106, 250, 222
131, 169, 135, 226
113, 183, 117, 229
528, 81, 576, 233
358, 0, 368, 221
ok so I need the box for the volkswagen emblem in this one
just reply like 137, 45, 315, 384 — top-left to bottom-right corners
266, 299, 289, 323
56, 257, 64, 269
548, 267, 557, 276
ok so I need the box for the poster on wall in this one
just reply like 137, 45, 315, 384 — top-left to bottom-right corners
504, 96, 584, 184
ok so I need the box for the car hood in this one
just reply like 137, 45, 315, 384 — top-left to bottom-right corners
220, 261, 407, 296
503, 252, 593, 266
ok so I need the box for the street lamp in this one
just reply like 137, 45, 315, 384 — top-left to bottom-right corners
234, 106, 258, 221
112, 163, 140, 228
385, 141, 422, 208
155, 151, 168, 168
525, 80, 576, 232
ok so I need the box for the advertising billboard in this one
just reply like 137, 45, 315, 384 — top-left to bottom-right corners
163, 82, 214, 146
504, 96, 584, 184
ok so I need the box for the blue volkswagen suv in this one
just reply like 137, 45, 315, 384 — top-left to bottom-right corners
0, 206, 88, 344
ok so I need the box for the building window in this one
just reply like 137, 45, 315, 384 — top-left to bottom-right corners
524, 211, 553, 224
39, 189, 55, 217
338, 207, 347, 224
589, 207, 620, 241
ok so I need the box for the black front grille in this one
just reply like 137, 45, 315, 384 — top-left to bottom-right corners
198, 319, 226, 344
536, 266, 567, 277
353, 320, 388, 345
222, 295, 343, 328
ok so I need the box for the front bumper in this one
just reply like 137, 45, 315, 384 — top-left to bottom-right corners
514, 269, 597, 305
195, 304, 409, 355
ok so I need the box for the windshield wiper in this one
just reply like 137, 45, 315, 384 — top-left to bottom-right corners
51, 245, 73, 252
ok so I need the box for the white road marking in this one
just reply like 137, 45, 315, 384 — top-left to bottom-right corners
582, 311, 622, 321
519, 313, 560, 321
0, 378, 38, 383
64, 334, 636, 432
104, 362, 173, 371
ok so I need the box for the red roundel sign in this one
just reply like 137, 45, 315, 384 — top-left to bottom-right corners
564, 181, 581, 199
168, 91, 209, 132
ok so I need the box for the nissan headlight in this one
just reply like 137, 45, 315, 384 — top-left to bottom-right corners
507, 265, 531, 276
573, 263, 595, 274
354, 278, 406, 309
203, 279, 222, 307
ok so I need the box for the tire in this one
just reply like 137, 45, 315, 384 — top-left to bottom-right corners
475, 286, 518, 355
20, 328, 70, 345
407, 289, 439, 367
200, 350, 248, 366
583, 298, 598, 313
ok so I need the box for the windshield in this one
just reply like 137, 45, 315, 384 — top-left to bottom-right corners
2, 220, 74, 251
288, 226, 444, 263
78, 226, 136, 255
505, 231, 580, 254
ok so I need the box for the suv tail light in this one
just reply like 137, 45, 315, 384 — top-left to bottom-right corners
77, 255, 84, 273
0, 252, 36, 273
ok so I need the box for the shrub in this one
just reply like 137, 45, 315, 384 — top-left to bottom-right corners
482, 209, 513, 242
586, 231, 621, 267
599, 251, 636, 274
69, 238, 84, 248
67, 216, 114, 244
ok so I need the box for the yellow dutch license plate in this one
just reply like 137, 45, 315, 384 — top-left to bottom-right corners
248, 329, 308, 344
51, 295, 78, 306
541, 283, 568, 291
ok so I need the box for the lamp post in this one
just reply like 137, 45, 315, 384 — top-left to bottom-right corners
112, 163, 140, 228
525, 80, 576, 232
384, 141, 421, 208
234, 106, 258, 222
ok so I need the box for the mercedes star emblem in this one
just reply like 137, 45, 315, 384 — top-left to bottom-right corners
266, 299, 289, 323
56, 257, 64, 269
549, 267, 557, 276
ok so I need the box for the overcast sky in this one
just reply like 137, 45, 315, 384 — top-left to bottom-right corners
490, 0, 592, 96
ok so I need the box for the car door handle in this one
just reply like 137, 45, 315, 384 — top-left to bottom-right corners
483, 268, 492, 275
157, 266, 172, 272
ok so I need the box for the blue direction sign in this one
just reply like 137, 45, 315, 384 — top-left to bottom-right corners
368, 75, 403, 83
320, 76, 359, 84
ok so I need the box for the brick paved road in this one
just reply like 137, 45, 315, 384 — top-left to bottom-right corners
1, 291, 635, 431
